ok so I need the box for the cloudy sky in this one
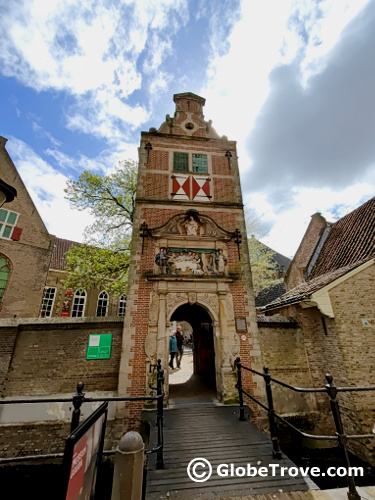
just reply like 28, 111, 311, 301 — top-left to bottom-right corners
1, 0, 374, 258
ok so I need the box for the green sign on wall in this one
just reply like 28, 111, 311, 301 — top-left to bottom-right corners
86, 334, 112, 360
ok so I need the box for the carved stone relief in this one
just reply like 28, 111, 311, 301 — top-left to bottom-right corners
149, 291, 159, 324
197, 293, 219, 315
145, 332, 157, 358
166, 292, 188, 316
154, 247, 227, 276
231, 333, 240, 356
188, 293, 197, 304
150, 212, 233, 241
225, 293, 235, 321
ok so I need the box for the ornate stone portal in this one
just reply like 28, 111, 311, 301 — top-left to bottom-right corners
118, 93, 261, 420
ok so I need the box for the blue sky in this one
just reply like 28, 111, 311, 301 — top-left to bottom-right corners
1, 0, 374, 257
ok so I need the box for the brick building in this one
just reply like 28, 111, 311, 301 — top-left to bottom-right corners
259, 197, 375, 464
0, 136, 55, 318
0, 134, 126, 320
118, 92, 262, 425
42, 237, 126, 318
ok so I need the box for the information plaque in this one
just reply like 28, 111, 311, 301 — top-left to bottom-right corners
86, 334, 112, 360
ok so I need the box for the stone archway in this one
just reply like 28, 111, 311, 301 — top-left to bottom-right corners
168, 302, 218, 404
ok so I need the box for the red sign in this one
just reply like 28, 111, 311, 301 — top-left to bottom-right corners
66, 435, 87, 500
61, 311, 69, 317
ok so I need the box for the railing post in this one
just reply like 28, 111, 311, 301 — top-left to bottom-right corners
111, 431, 144, 500
263, 367, 282, 459
156, 359, 164, 469
235, 357, 246, 421
325, 374, 360, 500
70, 381, 85, 432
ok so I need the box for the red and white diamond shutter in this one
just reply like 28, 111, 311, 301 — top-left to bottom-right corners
171, 174, 190, 200
192, 176, 210, 201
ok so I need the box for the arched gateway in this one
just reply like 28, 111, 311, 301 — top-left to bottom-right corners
118, 93, 262, 427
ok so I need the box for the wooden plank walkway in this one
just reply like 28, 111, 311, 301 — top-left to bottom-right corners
143, 405, 315, 499
209, 486, 375, 500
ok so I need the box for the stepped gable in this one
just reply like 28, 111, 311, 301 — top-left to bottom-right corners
156, 91, 221, 139
309, 196, 375, 279
50, 237, 82, 271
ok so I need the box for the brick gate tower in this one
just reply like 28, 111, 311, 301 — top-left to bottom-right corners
118, 93, 261, 426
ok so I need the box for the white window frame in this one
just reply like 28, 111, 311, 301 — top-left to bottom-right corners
0, 208, 19, 239
96, 290, 109, 317
39, 287, 56, 318
118, 294, 126, 317
71, 290, 87, 317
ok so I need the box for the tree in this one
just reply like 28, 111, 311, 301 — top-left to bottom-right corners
63, 160, 138, 294
245, 208, 282, 295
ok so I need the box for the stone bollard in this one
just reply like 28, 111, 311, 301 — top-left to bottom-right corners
111, 431, 145, 500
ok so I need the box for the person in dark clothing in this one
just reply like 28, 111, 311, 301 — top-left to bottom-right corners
169, 331, 177, 369
175, 325, 184, 368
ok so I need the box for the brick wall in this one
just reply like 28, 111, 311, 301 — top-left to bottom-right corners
212, 155, 231, 176
257, 318, 317, 415
143, 172, 170, 199
285, 213, 327, 290
1, 318, 123, 396
0, 137, 54, 318
147, 149, 169, 170
0, 327, 17, 396
328, 264, 375, 462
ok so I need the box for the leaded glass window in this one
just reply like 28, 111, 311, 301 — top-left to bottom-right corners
96, 291, 109, 317
72, 290, 86, 317
173, 152, 189, 172
118, 295, 126, 316
40, 287, 56, 317
192, 154, 208, 173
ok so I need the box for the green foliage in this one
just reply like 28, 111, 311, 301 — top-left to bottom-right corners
245, 207, 282, 294
63, 160, 138, 294
248, 236, 282, 294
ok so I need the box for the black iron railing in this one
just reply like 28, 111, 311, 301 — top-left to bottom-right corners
234, 357, 375, 500
0, 359, 165, 469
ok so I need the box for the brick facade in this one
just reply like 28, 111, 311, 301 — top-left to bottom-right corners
0, 136, 55, 318
260, 196, 375, 465
118, 93, 262, 427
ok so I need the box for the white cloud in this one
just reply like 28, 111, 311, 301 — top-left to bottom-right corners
45, 141, 138, 176
32, 122, 62, 148
245, 180, 375, 257
200, 0, 374, 256
6, 137, 95, 242
0, 0, 188, 138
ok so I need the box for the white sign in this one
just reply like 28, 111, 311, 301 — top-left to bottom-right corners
89, 335, 101, 347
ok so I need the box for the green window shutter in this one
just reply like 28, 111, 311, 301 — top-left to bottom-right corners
0, 259, 10, 302
192, 154, 208, 173
173, 152, 189, 172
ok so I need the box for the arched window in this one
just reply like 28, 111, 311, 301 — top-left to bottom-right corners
96, 291, 109, 317
71, 290, 86, 317
0, 257, 10, 304
118, 294, 126, 316
40, 287, 56, 317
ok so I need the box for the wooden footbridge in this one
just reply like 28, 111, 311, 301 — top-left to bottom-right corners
143, 404, 315, 499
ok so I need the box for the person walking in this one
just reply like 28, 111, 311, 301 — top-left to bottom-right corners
175, 325, 184, 368
169, 330, 177, 369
